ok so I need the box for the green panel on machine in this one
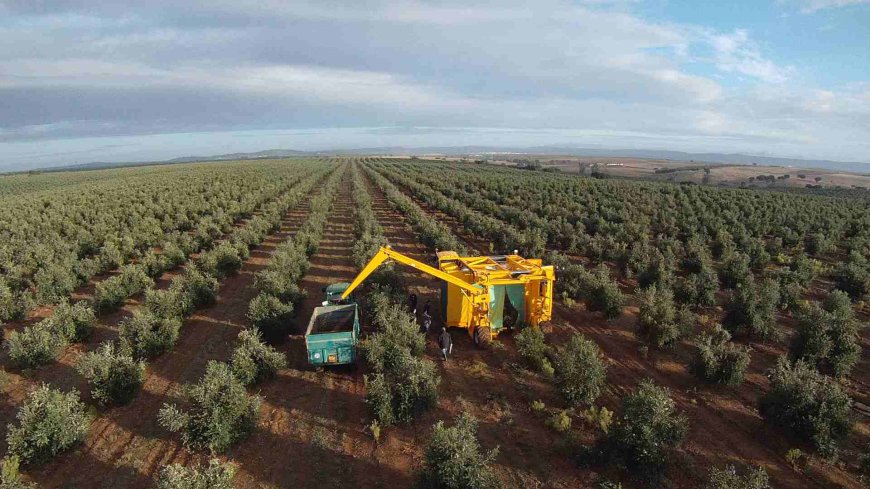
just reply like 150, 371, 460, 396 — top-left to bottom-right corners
488, 285, 505, 332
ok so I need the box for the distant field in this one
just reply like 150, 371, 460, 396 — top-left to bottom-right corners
483, 155, 870, 190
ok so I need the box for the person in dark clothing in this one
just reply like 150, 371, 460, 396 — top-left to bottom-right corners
420, 311, 432, 334
438, 327, 452, 360
409, 293, 418, 314
422, 300, 431, 316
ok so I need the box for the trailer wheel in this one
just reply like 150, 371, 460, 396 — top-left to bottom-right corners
474, 327, 492, 349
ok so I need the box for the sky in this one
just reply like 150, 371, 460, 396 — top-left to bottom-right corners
1, 0, 869, 171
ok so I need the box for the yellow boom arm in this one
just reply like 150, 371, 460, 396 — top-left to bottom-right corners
341, 246, 484, 300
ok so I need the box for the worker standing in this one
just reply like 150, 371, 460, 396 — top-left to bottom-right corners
438, 327, 452, 361
420, 310, 432, 334
409, 293, 418, 315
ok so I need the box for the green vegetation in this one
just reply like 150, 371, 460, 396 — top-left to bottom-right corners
230, 328, 287, 386
553, 334, 607, 407
790, 290, 861, 378
155, 459, 235, 489
514, 326, 552, 374
759, 358, 852, 457
705, 465, 770, 489
600, 380, 688, 477
5, 299, 97, 368
363, 289, 438, 426
5, 323, 66, 369
420, 413, 500, 489
6, 385, 91, 464
723, 278, 781, 340
118, 311, 182, 359
0, 456, 37, 489
636, 285, 695, 348
158, 361, 261, 453
691, 324, 751, 386
76, 342, 145, 405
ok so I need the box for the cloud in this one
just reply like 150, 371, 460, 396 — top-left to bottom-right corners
783, 0, 870, 13
0, 0, 868, 167
709, 29, 792, 83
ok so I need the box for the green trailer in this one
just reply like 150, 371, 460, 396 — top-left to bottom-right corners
304, 283, 360, 366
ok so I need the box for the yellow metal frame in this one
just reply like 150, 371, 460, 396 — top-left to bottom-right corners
342, 246, 555, 345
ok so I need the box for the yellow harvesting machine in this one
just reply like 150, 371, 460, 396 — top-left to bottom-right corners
341, 246, 555, 346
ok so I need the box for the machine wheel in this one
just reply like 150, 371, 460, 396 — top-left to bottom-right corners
474, 327, 492, 349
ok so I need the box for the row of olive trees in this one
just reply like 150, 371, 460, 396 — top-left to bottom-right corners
364, 165, 467, 254
1, 166, 332, 486
375, 159, 867, 483
384, 159, 869, 311
372, 164, 626, 320
350, 164, 388, 268
0, 162, 316, 324
247, 166, 344, 341
347, 164, 441, 427
386, 160, 868, 275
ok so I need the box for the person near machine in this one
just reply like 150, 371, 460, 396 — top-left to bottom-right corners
438, 327, 452, 360
420, 310, 432, 334
409, 293, 418, 315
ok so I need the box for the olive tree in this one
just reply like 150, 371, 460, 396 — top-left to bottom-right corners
155, 459, 236, 489
230, 328, 287, 386
76, 342, 145, 406
603, 380, 687, 477
420, 413, 501, 489
759, 358, 852, 457
691, 325, 751, 386
553, 334, 607, 407
6, 385, 91, 464
637, 286, 695, 348
705, 465, 770, 489
158, 361, 261, 453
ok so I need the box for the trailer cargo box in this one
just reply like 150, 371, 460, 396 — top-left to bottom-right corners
304, 303, 359, 366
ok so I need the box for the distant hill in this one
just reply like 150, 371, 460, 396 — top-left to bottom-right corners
44, 149, 312, 172
166, 149, 310, 163
36, 145, 868, 175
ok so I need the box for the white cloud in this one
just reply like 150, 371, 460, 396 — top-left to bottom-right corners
800, 87, 870, 114
785, 0, 870, 13
710, 29, 792, 83
0, 0, 868, 165
0, 58, 472, 112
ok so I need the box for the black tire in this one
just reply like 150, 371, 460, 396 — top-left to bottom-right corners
474, 326, 492, 349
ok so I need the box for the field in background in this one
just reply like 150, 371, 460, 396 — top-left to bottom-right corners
467, 155, 870, 190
